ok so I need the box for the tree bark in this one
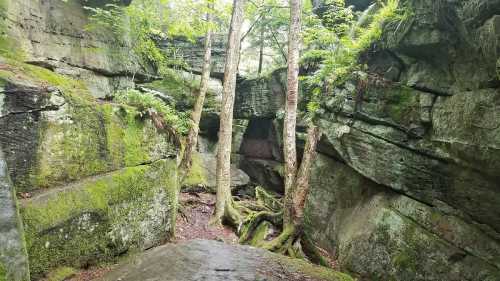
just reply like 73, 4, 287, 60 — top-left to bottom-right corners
292, 125, 322, 226
283, 0, 302, 227
257, 24, 265, 75
214, 0, 246, 225
180, 3, 213, 179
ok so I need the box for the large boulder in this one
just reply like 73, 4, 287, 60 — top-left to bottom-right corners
21, 159, 178, 279
0, 149, 30, 281
303, 0, 500, 279
0, 58, 179, 279
97, 240, 355, 281
0, 0, 148, 98
305, 155, 500, 281
184, 152, 250, 193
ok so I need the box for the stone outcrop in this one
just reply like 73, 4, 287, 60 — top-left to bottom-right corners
160, 35, 227, 78
0, 0, 148, 98
96, 239, 355, 281
0, 54, 179, 279
234, 69, 286, 119
303, 0, 500, 280
0, 148, 30, 281
231, 0, 500, 280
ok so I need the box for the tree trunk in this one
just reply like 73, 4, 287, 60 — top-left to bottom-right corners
257, 25, 265, 75
283, 0, 302, 227
292, 125, 322, 227
180, 3, 213, 179
214, 0, 246, 226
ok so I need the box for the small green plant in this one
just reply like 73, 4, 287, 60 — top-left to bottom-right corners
302, 0, 401, 106
114, 89, 190, 135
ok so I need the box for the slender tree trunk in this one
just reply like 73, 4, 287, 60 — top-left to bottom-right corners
180, 3, 213, 178
257, 29, 264, 76
283, 0, 302, 227
214, 0, 246, 226
292, 125, 322, 227
257, 25, 265, 75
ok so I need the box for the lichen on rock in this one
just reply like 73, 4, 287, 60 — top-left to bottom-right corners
21, 159, 178, 279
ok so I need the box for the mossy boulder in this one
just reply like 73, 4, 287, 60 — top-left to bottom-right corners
305, 155, 500, 281
0, 57, 180, 279
21, 159, 178, 279
183, 152, 250, 192
0, 57, 176, 193
0, 0, 146, 98
0, 149, 30, 281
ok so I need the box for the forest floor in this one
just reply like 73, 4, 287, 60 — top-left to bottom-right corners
175, 191, 239, 243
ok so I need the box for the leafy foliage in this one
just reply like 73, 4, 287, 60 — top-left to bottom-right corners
301, 0, 402, 118
83, 0, 226, 76
115, 89, 191, 135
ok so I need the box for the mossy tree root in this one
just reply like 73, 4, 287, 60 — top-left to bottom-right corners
239, 210, 283, 244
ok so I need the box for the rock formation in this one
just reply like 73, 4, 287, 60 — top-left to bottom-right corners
230, 0, 500, 280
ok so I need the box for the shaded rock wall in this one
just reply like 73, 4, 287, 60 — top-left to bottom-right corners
231, 0, 500, 280
0, 56, 180, 279
0, 0, 144, 98
0, 148, 29, 281
303, 0, 500, 280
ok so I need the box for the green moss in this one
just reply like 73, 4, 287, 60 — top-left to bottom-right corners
0, 262, 6, 281
0, 0, 27, 60
247, 221, 271, 246
182, 152, 207, 188
0, 58, 176, 192
22, 159, 178, 278
275, 255, 355, 281
383, 86, 419, 125
46, 267, 76, 281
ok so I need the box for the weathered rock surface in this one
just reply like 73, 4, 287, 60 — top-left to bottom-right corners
21, 159, 178, 279
303, 0, 500, 280
97, 239, 354, 281
0, 58, 180, 279
0, 0, 145, 98
233, 0, 500, 280
234, 70, 286, 119
160, 35, 227, 78
0, 148, 30, 281
0, 72, 176, 193
184, 152, 250, 192
305, 155, 500, 281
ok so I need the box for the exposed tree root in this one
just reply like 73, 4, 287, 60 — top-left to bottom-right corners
230, 187, 329, 267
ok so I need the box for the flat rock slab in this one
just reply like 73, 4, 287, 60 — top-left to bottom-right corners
98, 240, 353, 281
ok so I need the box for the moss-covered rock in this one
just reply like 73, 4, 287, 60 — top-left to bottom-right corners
0, 57, 176, 193
21, 159, 178, 279
0, 0, 142, 97
0, 147, 30, 281
0, 57, 180, 279
182, 152, 250, 192
305, 155, 500, 281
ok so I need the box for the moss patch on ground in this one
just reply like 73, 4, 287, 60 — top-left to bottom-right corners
21, 159, 179, 279
45, 267, 76, 281
272, 254, 355, 281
